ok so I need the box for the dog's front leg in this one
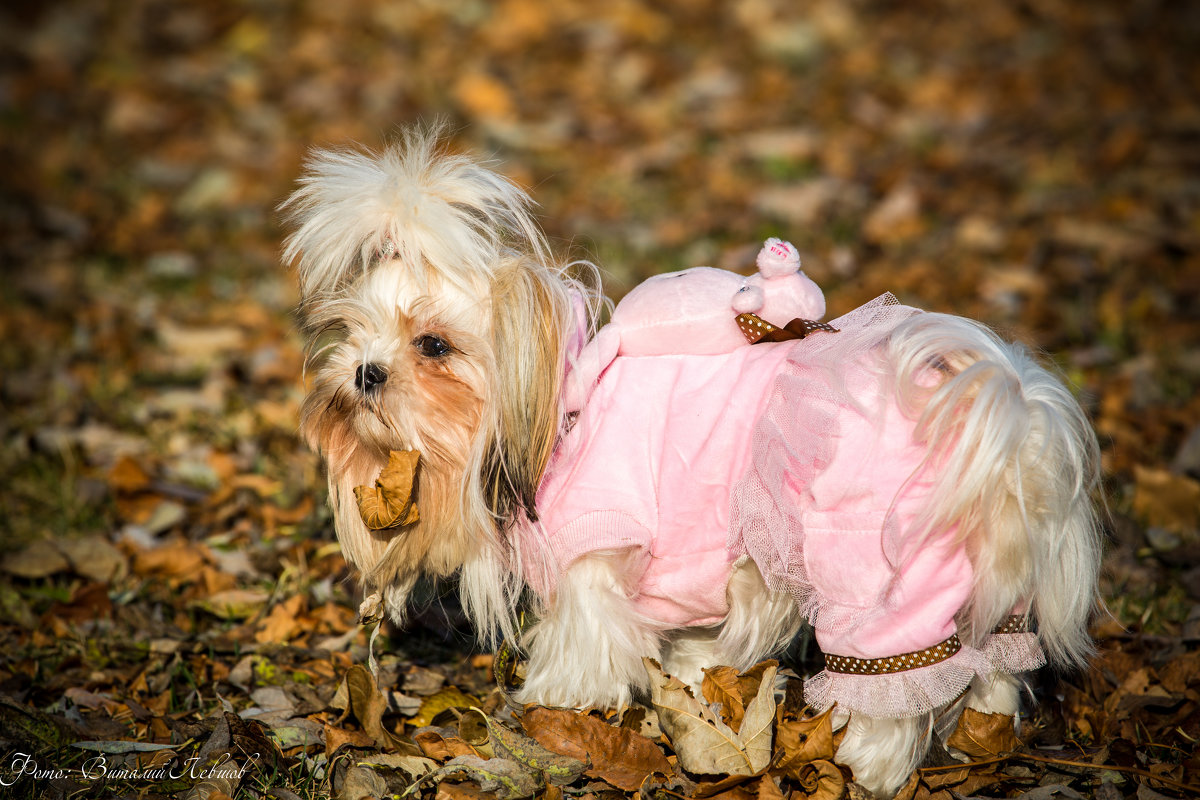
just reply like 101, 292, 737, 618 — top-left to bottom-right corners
516, 551, 663, 709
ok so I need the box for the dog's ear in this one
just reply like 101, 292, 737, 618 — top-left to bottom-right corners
484, 259, 572, 524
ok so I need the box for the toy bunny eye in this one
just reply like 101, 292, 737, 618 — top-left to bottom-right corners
413, 334, 451, 358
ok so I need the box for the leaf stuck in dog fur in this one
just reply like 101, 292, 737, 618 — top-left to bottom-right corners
354, 450, 421, 530
644, 658, 775, 776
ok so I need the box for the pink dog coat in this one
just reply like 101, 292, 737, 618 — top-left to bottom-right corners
519, 294, 1044, 717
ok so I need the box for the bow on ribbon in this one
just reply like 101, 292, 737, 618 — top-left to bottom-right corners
736, 313, 839, 345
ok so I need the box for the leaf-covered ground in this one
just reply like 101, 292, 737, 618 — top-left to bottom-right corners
2, 1, 1199, 798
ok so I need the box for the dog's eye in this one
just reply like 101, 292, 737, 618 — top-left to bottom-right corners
413, 334, 451, 358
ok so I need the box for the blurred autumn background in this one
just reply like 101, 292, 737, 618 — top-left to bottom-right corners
2, 0, 1199, 798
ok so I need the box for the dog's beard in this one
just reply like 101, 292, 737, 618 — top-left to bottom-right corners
300, 304, 491, 600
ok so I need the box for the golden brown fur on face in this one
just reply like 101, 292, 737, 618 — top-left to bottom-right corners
296, 253, 586, 633
299, 268, 491, 604
282, 127, 604, 640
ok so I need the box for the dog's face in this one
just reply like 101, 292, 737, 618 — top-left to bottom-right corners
299, 263, 492, 584
281, 128, 594, 624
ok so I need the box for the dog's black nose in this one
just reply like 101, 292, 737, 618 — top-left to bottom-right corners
355, 362, 388, 391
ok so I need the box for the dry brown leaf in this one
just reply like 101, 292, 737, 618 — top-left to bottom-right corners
453, 72, 517, 121
461, 708, 587, 786
1159, 651, 1200, 693
414, 729, 483, 761
790, 760, 844, 800
1, 541, 70, 579
520, 705, 672, 791
774, 704, 835, 774
703, 666, 747, 731
45, 581, 113, 624
944, 708, 1018, 759
254, 594, 305, 643
917, 765, 1005, 796
408, 686, 481, 729
893, 769, 922, 800
702, 660, 779, 734
698, 782, 758, 800
340, 764, 388, 800
344, 664, 405, 750
437, 782, 498, 800
754, 774, 787, 800
324, 722, 375, 758
193, 588, 269, 620
56, 535, 128, 583
1133, 465, 1200, 535
644, 658, 776, 776
354, 450, 421, 530
108, 455, 152, 493
863, 184, 924, 244
132, 539, 209, 579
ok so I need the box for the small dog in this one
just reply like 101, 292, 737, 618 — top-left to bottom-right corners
283, 127, 1101, 797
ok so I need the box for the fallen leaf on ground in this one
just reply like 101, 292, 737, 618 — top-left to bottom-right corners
408, 755, 542, 800
702, 659, 777, 733
255, 594, 306, 643
945, 708, 1019, 759
408, 686, 480, 729
344, 664, 406, 750
193, 588, 270, 620
1133, 465, 1200, 535
774, 704, 836, 774
520, 705, 671, 791
644, 658, 776, 776
2, 540, 70, 578
461, 708, 587, 786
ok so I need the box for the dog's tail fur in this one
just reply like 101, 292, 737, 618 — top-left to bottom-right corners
887, 313, 1101, 670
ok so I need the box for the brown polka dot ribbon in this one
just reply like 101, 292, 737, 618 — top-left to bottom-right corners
825, 635, 962, 676
823, 616, 1034, 676
737, 312, 839, 345
992, 615, 1032, 635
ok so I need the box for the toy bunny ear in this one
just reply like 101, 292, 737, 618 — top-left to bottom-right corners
756, 237, 801, 278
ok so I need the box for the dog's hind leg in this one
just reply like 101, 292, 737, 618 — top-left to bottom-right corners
834, 712, 932, 799
661, 626, 722, 693
659, 559, 802, 696
936, 671, 1021, 749
714, 558, 803, 671
516, 551, 663, 709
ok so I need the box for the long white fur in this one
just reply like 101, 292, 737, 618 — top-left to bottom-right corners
281, 125, 548, 305
284, 129, 1101, 799
517, 552, 665, 709
887, 313, 1101, 667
